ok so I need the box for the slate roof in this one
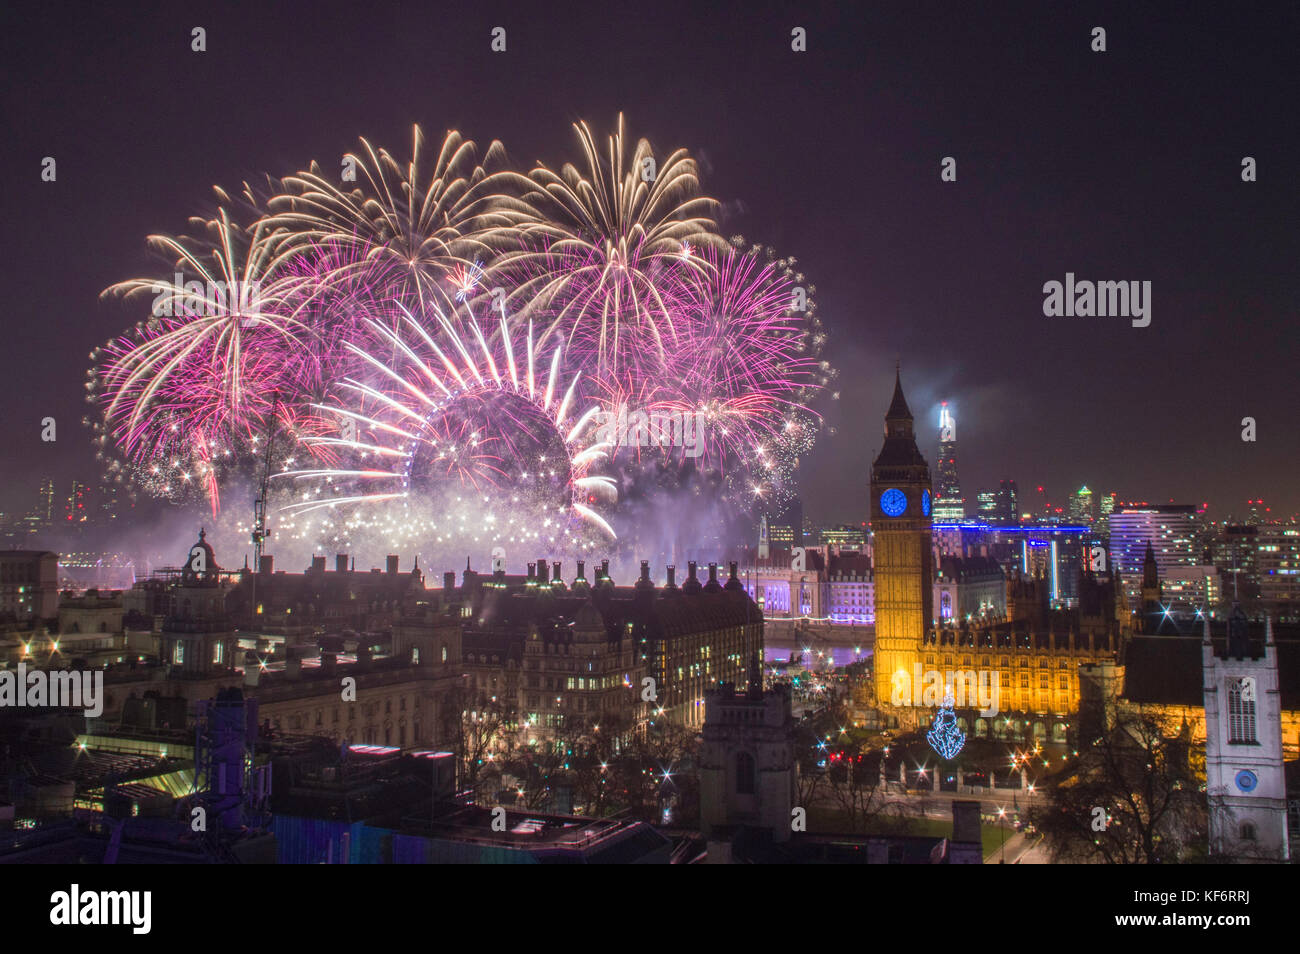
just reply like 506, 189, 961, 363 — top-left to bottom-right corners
1122, 623, 1300, 709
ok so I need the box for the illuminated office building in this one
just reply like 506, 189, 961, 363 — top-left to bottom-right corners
933, 402, 965, 521
1069, 486, 1095, 527
1110, 504, 1200, 608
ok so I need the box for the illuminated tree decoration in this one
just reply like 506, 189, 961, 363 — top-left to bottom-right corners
927, 694, 966, 760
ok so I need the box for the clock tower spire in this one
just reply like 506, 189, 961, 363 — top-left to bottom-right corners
870, 368, 934, 724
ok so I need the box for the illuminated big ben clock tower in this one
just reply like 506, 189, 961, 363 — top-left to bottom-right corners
870, 368, 933, 723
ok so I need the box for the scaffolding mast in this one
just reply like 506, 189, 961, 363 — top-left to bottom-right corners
250, 393, 280, 618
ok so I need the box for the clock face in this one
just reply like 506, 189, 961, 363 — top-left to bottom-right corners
921, 489, 931, 516
880, 488, 908, 517
1235, 770, 1258, 793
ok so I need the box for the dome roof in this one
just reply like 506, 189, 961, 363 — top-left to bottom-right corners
181, 528, 221, 582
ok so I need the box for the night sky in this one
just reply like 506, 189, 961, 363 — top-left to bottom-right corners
3, 0, 1297, 530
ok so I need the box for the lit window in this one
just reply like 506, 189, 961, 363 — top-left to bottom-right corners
1227, 678, 1257, 744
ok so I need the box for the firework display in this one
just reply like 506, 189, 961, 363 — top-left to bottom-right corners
90, 116, 834, 561
483, 115, 723, 377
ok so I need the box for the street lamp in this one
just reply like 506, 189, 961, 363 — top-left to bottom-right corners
998, 807, 1008, 863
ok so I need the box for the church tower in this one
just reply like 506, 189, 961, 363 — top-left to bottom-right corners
871, 370, 934, 721
1136, 541, 1164, 633
1202, 606, 1290, 861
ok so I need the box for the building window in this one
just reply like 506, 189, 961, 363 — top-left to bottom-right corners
1227, 678, 1257, 744
736, 752, 756, 795
1020, 673, 1028, 688
1240, 822, 1257, 842
441, 644, 448, 663
173, 642, 185, 665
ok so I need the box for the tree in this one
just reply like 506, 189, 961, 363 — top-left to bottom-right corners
1026, 706, 1207, 863
449, 684, 518, 799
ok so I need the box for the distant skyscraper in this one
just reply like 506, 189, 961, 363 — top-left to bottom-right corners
1069, 486, 1095, 526
65, 480, 88, 527
994, 479, 1019, 524
1032, 484, 1050, 522
98, 474, 125, 524
1244, 499, 1271, 526
1098, 491, 1117, 534
933, 402, 965, 521
31, 477, 54, 529
976, 489, 997, 519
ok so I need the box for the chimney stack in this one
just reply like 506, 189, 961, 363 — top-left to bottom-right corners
443, 571, 455, 591
386, 555, 399, 575
259, 555, 273, 575
683, 561, 702, 595
537, 560, 549, 584
311, 556, 326, 573
336, 554, 348, 573
704, 562, 722, 593
635, 560, 654, 597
